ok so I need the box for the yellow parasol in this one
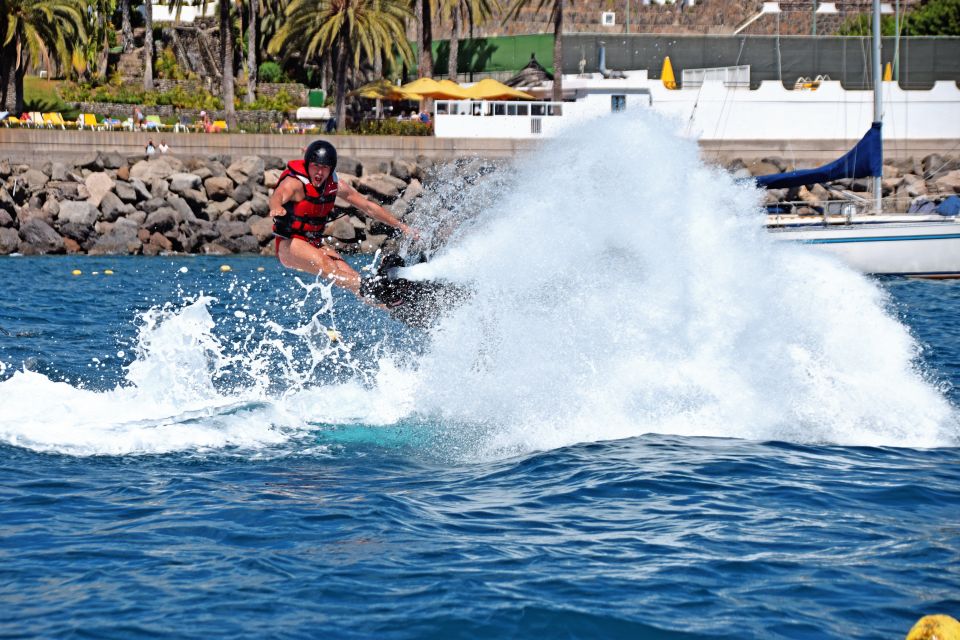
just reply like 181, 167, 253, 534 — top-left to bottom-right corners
349, 79, 420, 101
400, 77, 472, 100
462, 78, 535, 100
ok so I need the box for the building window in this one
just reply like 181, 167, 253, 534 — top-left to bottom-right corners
611, 95, 626, 112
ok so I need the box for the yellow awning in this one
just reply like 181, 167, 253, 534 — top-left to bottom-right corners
400, 77, 472, 100
462, 78, 534, 100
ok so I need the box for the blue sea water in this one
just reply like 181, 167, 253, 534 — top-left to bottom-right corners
2, 114, 960, 638
0, 256, 957, 640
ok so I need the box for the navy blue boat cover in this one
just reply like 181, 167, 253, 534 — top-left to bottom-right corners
756, 122, 882, 190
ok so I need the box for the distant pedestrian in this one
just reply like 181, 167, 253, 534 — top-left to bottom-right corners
158, 140, 170, 153
133, 106, 145, 130
145, 139, 156, 155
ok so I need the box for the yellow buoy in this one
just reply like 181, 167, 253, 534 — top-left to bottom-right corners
256, 266, 265, 272
220, 265, 232, 272
71, 269, 82, 276
661, 56, 677, 90
326, 329, 341, 342
883, 61, 893, 82
103, 269, 114, 275
906, 615, 960, 640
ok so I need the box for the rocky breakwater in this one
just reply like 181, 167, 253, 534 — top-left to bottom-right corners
0, 151, 427, 257
731, 154, 960, 214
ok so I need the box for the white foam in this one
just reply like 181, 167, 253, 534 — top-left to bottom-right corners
403, 107, 959, 454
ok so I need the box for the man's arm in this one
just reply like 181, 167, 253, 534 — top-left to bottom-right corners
268, 178, 302, 218
339, 181, 414, 236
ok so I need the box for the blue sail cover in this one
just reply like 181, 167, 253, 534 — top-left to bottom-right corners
756, 122, 883, 190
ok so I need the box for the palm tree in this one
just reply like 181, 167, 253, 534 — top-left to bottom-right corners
143, 0, 153, 90
0, 0, 85, 113
504, 0, 564, 101
244, 0, 258, 104
269, 0, 413, 131
119, 0, 133, 53
441, 0, 499, 81
415, 0, 433, 79
219, 0, 236, 127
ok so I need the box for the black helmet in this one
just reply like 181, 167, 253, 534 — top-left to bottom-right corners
304, 139, 337, 170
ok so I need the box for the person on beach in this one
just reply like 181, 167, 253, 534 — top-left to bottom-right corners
158, 140, 170, 153
145, 139, 156, 155
269, 139, 416, 297
133, 106, 145, 130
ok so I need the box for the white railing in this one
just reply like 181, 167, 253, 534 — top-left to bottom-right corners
681, 65, 751, 89
434, 100, 564, 117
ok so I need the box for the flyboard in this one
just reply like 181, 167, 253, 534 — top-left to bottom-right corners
360, 254, 470, 329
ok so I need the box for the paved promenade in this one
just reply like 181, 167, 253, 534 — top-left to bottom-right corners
1, 128, 956, 166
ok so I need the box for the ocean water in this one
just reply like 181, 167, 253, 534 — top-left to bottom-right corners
2, 112, 959, 639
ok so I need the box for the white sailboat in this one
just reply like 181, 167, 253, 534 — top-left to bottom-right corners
763, 0, 960, 277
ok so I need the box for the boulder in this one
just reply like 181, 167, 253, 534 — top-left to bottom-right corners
748, 161, 781, 177
400, 178, 423, 202
220, 234, 260, 254
130, 158, 175, 182
248, 215, 274, 243
167, 195, 198, 224
21, 169, 49, 191
0, 227, 20, 254
59, 222, 93, 244
223, 201, 253, 221
85, 172, 115, 207
390, 160, 417, 182
359, 234, 387, 253
101, 151, 125, 170
116, 165, 130, 181
99, 192, 127, 222
88, 227, 142, 255
903, 174, 928, 197
144, 208, 179, 234
0, 209, 12, 227
50, 162, 69, 181
324, 216, 356, 241
0, 159, 10, 178
339, 156, 362, 177
192, 165, 213, 181
358, 173, 405, 200
215, 220, 250, 240
248, 193, 270, 216
129, 178, 153, 201
18, 206, 54, 226
204, 176, 234, 200
232, 183, 253, 204
18, 219, 64, 254
150, 179, 170, 199
933, 170, 960, 195
143, 231, 173, 256
181, 188, 208, 208
263, 168, 283, 189
57, 200, 98, 226
115, 181, 138, 203
263, 156, 285, 171
206, 198, 238, 217
42, 197, 60, 220
76, 151, 104, 171
226, 156, 265, 186
168, 172, 202, 194
201, 242, 232, 255
140, 197, 166, 214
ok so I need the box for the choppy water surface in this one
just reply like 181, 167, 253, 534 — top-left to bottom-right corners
2, 111, 959, 638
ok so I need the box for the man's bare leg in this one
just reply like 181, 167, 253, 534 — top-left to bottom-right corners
277, 237, 361, 294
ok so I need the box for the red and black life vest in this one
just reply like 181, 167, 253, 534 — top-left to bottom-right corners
273, 159, 340, 242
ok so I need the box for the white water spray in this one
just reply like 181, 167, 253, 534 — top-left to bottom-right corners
400, 107, 957, 453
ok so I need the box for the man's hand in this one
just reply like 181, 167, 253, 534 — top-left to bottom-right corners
269, 205, 287, 218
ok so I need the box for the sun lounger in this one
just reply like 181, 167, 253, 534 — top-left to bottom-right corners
78, 113, 103, 131
29, 112, 47, 128
144, 115, 170, 131
43, 113, 69, 129
212, 120, 228, 132
0, 112, 8, 127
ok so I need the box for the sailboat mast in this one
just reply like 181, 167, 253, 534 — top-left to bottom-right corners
872, 0, 883, 213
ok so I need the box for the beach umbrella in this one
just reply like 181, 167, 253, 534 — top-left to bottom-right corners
463, 79, 535, 100
349, 79, 420, 101
400, 77, 471, 100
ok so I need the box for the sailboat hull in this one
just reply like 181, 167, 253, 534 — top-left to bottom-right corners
768, 218, 960, 277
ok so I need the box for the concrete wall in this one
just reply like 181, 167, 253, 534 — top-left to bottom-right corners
0, 128, 954, 167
